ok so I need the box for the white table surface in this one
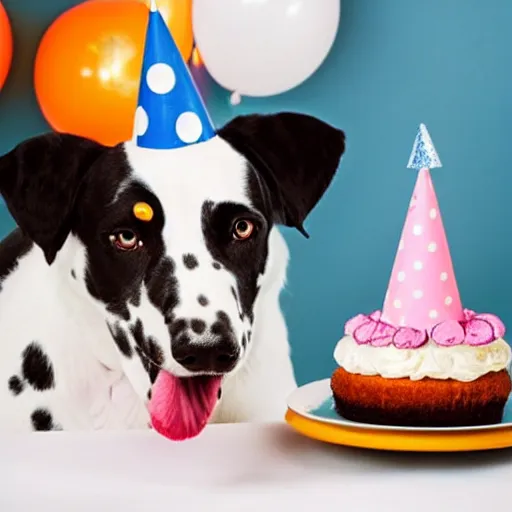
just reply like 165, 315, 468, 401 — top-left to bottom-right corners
1, 422, 511, 511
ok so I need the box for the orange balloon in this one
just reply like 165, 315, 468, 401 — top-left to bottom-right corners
34, 0, 193, 147
0, 2, 13, 91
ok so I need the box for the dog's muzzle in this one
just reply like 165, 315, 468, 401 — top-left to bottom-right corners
172, 333, 240, 374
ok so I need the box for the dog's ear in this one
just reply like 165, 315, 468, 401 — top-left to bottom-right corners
217, 112, 345, 236
0, 133, 106, 264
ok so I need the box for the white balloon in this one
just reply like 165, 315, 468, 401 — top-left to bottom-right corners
192, 0, 340, 98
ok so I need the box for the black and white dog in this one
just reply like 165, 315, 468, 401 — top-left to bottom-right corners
0, 112, 345, 432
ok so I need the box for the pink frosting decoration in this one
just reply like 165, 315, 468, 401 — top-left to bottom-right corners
371, 322, 396, 347
393, 327, 428, 349
353, 321, 378, 344
344, 314, 367, 336
345, 308, 505, 348
465, 318, 495, 346
463, 309, 476, 321
475, 313, 506, 339
431, 320, 465, 347
369, 310, 382, 321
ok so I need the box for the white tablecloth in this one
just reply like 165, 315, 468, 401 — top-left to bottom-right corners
1, 422, 511, 511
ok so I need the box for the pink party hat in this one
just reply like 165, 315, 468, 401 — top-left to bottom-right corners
345, 124, 506, 349
381, 124, 464, 332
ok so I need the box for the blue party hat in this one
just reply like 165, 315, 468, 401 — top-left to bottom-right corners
133, 0, 215, 150
407, 123, 442, 169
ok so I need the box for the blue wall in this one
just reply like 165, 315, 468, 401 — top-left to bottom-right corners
2, 0, 512, 385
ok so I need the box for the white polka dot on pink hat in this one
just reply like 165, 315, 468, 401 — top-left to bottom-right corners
381, 124, 464, 331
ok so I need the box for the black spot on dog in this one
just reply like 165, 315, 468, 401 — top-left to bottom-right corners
107, 322, 133, 358
169, 318, 187, 339
0, 230, 33, 293
217, 311, 232, 326
147, 388, 152, 401
31, 408, 55, 431
218, 387, 222, 400
183, 254, 199, 269
177, 333, 191, 346
70, 269, 76, 279
21, 342, 55, 391
8, 375, 24, 396
247, 330, 252, 343
145, 257, 179, 318
198, 295, 209, 307
130, 287, 141, 307
231, 287, 243, 317
130, 318, 146, 350
146, 337, 164, 384
211, 311, 233, 337
231, 287, 245, 321
106, 302, 131, 322
130, 319, 164, 384
190, 319, 206, 335
242, 333, 247, 349
254, 285, 261, 306
212, 262, 221, 270
211, 323, 222, 336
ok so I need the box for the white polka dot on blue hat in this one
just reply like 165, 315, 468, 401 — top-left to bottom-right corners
133, 0, 215, 150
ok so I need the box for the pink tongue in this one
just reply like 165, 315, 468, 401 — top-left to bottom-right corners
148, 370, 222, 441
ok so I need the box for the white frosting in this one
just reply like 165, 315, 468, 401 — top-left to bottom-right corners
334, 336, 512, 382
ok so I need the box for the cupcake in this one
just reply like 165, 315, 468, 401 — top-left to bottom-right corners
331, 124, 512, 428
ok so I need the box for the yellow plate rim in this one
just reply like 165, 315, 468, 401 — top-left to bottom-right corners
285, 409, 512, 452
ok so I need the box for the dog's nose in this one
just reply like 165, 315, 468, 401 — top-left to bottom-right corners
172, 337, 240, 374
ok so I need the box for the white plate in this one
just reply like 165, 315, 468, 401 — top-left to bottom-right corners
287, 378, 512, 432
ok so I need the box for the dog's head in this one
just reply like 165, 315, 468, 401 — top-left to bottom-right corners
0, 113, 345, 383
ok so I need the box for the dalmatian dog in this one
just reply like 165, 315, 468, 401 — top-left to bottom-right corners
0, 112, 345, 433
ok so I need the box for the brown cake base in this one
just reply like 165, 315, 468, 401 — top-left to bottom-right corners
331, 367, 512, 428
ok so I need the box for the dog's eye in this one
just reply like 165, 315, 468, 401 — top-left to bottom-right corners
110, 230, 139, 251
233, 220, 254, 241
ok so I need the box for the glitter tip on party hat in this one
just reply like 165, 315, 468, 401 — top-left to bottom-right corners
133, 2, 215, 150
381, 124, 463, 332
407, 123, 442, 170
